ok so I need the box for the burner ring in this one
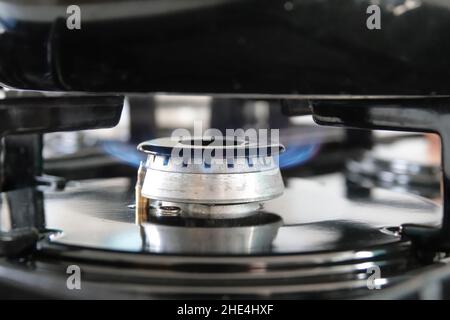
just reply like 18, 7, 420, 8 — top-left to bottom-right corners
140, 169, 284, 205
137, 137, 285, 158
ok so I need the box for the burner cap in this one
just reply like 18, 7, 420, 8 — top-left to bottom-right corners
137, 136, 284, 158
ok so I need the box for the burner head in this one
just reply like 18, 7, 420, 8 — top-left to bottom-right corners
137, 137, 285, 218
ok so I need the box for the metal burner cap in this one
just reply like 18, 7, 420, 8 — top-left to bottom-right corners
137, 136, 284, 158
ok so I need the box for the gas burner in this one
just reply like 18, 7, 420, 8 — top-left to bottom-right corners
133, 136, 285, 253
137, 137, 285, 218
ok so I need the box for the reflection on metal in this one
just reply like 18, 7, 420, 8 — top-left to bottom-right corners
0, 0, 235, 22
419, 280, 442, 300
151, 201, 261, 219
0, 193, 12, 232
346, 142, 441, 198
310, 97, 450, 250
0, 96, 124, 136
44, 177, 441, 254
142, 213, 283, 254
2, 1, 450, 95
154, 205, 181, 217
35, 228, 415, 298
134, 162, 148, 224
142, 169, 284, 205
29, 175, 443, 297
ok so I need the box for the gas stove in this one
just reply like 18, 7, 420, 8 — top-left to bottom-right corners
0, 94, 448, 300
1, 0, 450, 301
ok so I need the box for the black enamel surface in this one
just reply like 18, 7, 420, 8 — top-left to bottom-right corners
1, 0, 450, 95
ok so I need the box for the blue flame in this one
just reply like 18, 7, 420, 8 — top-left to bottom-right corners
279, 144, 320, 169
101, 141, 145, 168
101, 140, 320, 170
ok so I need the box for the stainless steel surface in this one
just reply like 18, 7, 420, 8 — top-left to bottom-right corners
141, 169, 284, 205
44, 175, 441, 254
5, 174, 434, 298
142, 213, 282, 254
154, 205, 181, 217
151, 201, 262, 219
32, 239, 412, 298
